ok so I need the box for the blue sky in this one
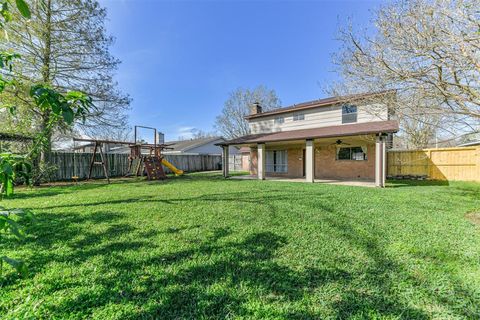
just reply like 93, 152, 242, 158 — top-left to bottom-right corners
99, 0, 383, 140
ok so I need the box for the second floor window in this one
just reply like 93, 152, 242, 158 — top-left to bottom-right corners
342, 105, 357, 123
293, 113, 305, 121
274, 117, 284, 124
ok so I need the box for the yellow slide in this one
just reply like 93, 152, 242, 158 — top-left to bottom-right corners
161, 158, 184, 176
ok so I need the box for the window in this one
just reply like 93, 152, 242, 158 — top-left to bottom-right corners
342, 105, 357, 123
274, 117, 284, 124
336, 146, 367, 161
293, 113, 305, 121
266, 150, 288, 173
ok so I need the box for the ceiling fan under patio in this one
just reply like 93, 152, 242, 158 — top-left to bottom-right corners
330, 139, 351, 146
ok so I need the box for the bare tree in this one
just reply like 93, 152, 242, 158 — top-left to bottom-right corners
94, 126, 134, 142
176, 128, 216, 141
215, 85, 281, 139
191, 129, 216, 139
332, 0, 480, 148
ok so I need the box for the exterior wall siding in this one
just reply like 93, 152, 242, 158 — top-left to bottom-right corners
187, 143, 224, 155
249, 104, 388, 134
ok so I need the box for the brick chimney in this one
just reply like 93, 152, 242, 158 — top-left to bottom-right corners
250, 102, 262, 115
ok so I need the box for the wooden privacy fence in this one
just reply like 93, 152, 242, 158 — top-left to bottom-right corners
46, 152, 222, 181
387, 147, 480, 181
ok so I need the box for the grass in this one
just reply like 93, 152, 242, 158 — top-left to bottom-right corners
1, 172, 480, 319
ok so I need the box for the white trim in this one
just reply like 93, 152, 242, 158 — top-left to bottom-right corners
305, 140, 315, 183
222, 146, 229, 178
257, 143, 266, 180
375, 135, 386, 187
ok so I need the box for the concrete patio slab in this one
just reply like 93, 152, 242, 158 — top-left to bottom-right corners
229, 175, 376, 187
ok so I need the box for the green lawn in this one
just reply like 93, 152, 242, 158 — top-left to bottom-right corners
1, 173, 480, 319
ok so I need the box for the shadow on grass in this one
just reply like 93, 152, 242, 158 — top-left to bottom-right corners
26, 189, 336, 217
2, 188, 333, 318
13, 216, 327, 318
20, 211, 449, 319
387, 179, 450, 188
387, 179, 480, 202
10, 183, 110, 199
322, 214, 479, 319
2, 175, 479, 318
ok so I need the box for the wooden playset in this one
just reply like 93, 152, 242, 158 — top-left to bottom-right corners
72, 125, 183, 183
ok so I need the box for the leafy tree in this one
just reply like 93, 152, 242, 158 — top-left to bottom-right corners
0, 153, 30, 196
215, 85, 281, 139
1, 0, 93, 276
1, 0, 130, 160
332, 0, 480, 148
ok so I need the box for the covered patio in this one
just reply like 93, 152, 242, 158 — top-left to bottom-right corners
219, 121, 398, 187
229, 175, 377, 187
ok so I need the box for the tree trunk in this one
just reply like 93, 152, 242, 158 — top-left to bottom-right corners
39, 0, 53, 163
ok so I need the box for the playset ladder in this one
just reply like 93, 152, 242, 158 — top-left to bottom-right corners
88, 141, 110, 183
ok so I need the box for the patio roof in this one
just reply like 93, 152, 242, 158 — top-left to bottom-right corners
218, 120, 399, 146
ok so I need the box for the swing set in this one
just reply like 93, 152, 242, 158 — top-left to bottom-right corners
72, 125, 183, 183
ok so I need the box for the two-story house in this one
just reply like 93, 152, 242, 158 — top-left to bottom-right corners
218, 91, 399, 187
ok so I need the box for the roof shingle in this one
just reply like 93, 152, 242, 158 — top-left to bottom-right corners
165, 136, 223, 152
219, 120, 399, 145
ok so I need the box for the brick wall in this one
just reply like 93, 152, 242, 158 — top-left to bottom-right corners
241, 154, 250, 171
249, 145, 303, 178
249, 142, 376, 180
250, 148, 258, 175
315, 144, 375, 180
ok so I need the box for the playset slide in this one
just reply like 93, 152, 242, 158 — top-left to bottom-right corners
161, 158, 184, 176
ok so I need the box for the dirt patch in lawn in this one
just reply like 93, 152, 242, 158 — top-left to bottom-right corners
465, 212, 480, 226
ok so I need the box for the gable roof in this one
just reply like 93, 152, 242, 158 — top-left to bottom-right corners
165, 136, 224, 152
218, 120, 399, 146
245, 90, 395, 120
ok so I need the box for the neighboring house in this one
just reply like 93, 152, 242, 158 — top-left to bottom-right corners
73, 142, 129, 153
72, 137, 239, 156
458, 140, 480, 147
218, 91, 399, 187
457, 133, 480, 147
163, 137, 239, 156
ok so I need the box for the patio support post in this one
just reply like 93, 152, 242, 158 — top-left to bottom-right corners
257, 143, 266, 180
375, 135, 386, 187
305, 139, 315, 183
382, 135, 387, 184
222, 145, 229, 178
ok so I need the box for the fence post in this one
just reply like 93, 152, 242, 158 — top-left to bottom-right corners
428, 149, 433, 179
45, 153, 223, 181
477, 147, 480, 181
